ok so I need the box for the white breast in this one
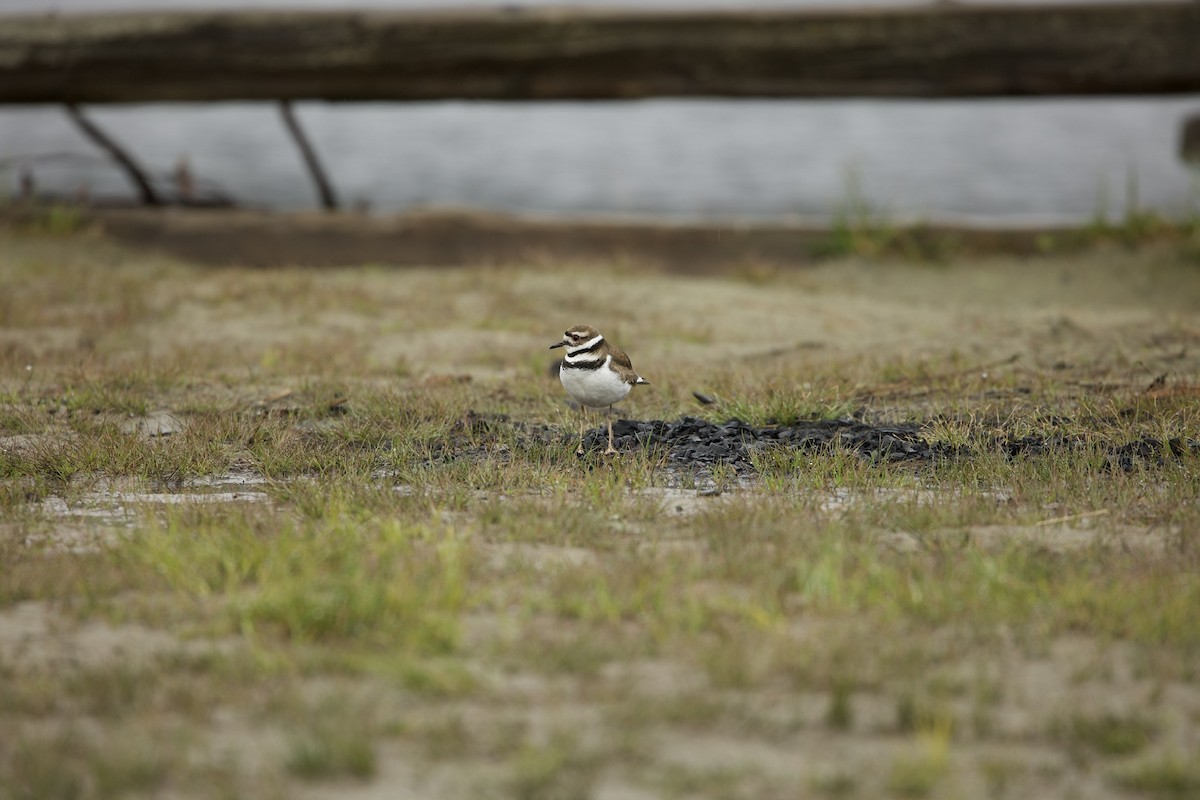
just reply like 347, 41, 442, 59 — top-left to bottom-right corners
559, 356, 633, 409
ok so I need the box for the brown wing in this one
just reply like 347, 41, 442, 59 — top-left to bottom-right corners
607, 345, 643, 385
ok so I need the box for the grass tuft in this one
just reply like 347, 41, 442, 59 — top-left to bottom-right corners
120, 505, 471, 653
1054, 711, 1157, 757
1110, 754, 1200, 796
887, 716, 954, 798
507, 735, 602, 800
286, 719, 377, 781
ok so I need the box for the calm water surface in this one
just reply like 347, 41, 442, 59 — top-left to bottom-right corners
2, 0, 1198, 222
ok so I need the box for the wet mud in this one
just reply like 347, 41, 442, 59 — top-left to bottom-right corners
593, 417, 932, 471
457, 413, 1199, 474
603, 417, 1197, 472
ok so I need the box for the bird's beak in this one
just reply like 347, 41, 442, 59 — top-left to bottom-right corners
548, 342, 565, 350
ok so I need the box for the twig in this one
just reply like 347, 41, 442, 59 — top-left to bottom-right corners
279, 100, 339, 211
64, 104, 162, 206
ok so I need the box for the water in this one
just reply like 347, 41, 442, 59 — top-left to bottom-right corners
2, 0, 1199, 223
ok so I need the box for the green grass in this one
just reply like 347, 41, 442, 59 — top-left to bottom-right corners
713, 378, 858, 426
0, 728, 177, 800
810, 168, 1200, 263
1054, 711, 1158, 758
0, 652, 284, 800
887, 717, 954, 798
285, 702, 378, 781
2, 228, 1199, 799
506, 735, 603, 800
119, 503, 470, 652
1110, 755, 1200, 796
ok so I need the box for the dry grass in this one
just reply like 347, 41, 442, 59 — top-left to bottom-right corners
1, 227, 1199, 799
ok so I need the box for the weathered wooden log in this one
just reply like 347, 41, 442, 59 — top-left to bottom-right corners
1, 3, 1199, 103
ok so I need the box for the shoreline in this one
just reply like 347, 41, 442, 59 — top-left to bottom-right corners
4, 204, 1170, 269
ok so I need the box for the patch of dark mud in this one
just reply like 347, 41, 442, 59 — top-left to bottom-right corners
438, 413, 1198, 475
1000, 433, 1200, 472
589, 416, 934, 472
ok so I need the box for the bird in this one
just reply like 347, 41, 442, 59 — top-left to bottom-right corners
549, 324, 649, 456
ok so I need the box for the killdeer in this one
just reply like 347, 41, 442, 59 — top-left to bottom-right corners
550, 324, 649, 456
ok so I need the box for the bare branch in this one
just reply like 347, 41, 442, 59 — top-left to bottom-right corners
64, 104, 162, 206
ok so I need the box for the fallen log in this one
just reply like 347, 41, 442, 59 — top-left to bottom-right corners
2, 3, 1199, 103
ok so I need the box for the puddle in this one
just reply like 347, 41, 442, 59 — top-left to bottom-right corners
635, 486, 737, 517
33, 472, 275, 535
185, 472, 269, 490
117, 410, 185, 437
819, 486, 935, 513
41, 488, 270, 522
111, 490, 269, 505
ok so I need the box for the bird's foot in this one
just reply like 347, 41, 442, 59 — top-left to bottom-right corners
603, 446, 620, 457
576, 445, 586, 457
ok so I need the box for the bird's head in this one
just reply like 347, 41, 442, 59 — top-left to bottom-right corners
549, 324, 602, 351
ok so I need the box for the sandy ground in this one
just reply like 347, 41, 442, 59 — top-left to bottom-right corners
4, 230, 1197, 388
2, 228, 1199, 799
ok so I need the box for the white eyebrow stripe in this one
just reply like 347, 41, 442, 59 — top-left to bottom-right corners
566, 333, 603, 355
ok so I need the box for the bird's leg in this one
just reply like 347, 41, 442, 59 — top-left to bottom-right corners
604, 406, 619, 456
576, 407, 586, 456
